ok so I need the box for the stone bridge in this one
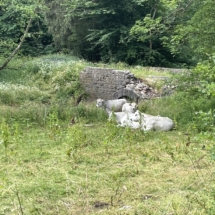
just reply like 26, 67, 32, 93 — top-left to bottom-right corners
80, 67, 157, 102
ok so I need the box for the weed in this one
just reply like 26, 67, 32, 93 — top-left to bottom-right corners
0, 118, 12, 157
65, 124, 87, 161
192, 109, 215, 132
47, 111, 60, 132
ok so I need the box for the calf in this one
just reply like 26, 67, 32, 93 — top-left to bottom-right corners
120, 113, 141, 129
111, 110, 141, 129
122, 102, 138, 113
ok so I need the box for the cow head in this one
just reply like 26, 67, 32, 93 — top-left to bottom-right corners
130, 110, 141, 122
96, 98, 105, 108
131, 102, 138, 113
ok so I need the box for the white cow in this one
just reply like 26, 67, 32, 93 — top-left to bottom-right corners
96, 98, 127, 114
141, 115, 174, 131
122, 102, 138, 113
135, 112, 174, 131
109, 110, 141, 129
118, 110, 174, 131
121, 120, 141, 129
108, 111, 127, 124
120, 110, 142, 129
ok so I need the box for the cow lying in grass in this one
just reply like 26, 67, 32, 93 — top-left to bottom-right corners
141, 113, 174, 131
108, 110, 140, 127
107, 101, 139, 124
119, 111, 141, 129
110, 110, 174, 131
96, 98, 173, 131
96, 98, 127, 114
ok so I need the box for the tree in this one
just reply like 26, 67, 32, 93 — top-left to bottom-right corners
44, 0, 168, 64
0, 0, 53, 70
44, 0, 94, 57
129, 0, 201, 66
160, 0, 211, 64
178, 0, 215, 98
186, 0, 215, 58
44, 0, 214, 66
44, 0, 197, 66
0, 18, 32, 70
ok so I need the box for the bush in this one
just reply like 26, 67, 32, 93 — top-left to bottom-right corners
138, 92, 215, 131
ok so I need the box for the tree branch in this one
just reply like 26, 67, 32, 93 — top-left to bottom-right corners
163, 0, 196, 23
0, 18, 32, 71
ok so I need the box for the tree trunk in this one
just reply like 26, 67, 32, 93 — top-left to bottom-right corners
148, 8, 157, 51
0, 18, 32, 71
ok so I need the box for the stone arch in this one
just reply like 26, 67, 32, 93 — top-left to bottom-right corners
80, 67, 154, 101
113, 88, 140, 103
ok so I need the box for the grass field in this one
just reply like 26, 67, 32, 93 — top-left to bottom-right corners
1, 120, 214, 215
0, 55, 215, 215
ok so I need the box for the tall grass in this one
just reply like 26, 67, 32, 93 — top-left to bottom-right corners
0, 53, 109, 125
0, 54, 214, 130
138, 92, 215, 132
0, 54, 215, 214
0, 116, 214, 214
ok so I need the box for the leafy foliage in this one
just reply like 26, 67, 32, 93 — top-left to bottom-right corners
44, 0, 195, 66
1, 0, 215, 67
0, 0, 53, 57
162, 59, 215, 134
185, 0, 215, 58
164, 0, 215, 63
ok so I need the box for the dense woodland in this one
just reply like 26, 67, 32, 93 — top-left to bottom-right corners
0, 0, 214, 67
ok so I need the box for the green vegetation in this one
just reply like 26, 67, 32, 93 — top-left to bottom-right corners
0, 55, 215, 214
1, 0, 215, 213
1, 121, 214, 215
1, 0, 215, 67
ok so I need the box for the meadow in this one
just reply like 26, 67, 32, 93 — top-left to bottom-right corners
0, 55, 215, 215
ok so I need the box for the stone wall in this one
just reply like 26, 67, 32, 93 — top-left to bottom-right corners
80, 67, 155, 102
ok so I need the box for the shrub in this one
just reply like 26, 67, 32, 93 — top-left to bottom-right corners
0, 83, 50, 105
138, 92, 215, 131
